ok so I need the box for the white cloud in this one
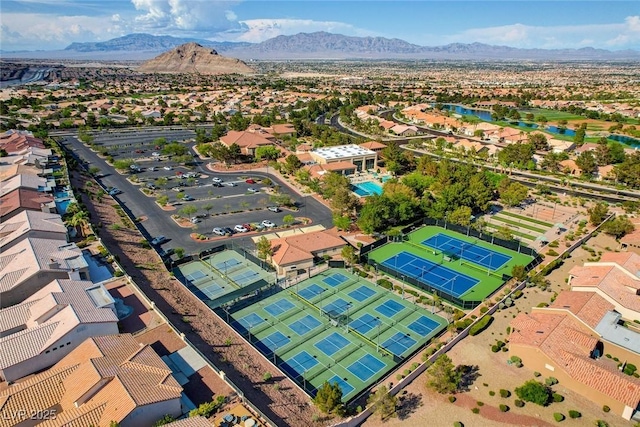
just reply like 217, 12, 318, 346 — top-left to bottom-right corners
131, 0, 242, 32
440, 16, 640, 50
232, 18, 375, 43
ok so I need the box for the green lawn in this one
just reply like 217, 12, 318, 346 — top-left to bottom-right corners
491, 215, 547, 234
498, 211, 554, 227
485, 223, 537, 241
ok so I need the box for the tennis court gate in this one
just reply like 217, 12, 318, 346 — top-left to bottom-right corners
366, 258, 481, 310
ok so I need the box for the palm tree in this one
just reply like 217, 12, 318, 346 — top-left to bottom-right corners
66, 210, 90, 237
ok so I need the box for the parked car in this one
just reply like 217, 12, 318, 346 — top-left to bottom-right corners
107, 187, 121, 196
224, 182, 237, 187
245, 179, 256, 184
158, 248, 175, 258
212, 177, 223, 183
145, 183, 157, 190
195, 213, 208, 218
190, 217, 201, 224
163, 166, 173, 171
234, 225, 248, 233
149, 166, 157, 172
182, 195, 194, 201
267, 206, 281, 212
151, 235, 167, 245
152, 152, 160, 158
172, 187, 184, 192
261, 220, 276, 228
223, 227, 235, 235
212, 182, 223, 188
212, 227, 226, 236
247, 188, 260, 193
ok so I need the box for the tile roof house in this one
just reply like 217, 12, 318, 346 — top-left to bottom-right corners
303, 161, 358, 179
0, 173, 53, 197
0, 279, 118, 382
567, 251, 640, 322
0, 163, 48, 182
359, 141, 387, 152
0, 188, 56, 221
0, 334, 183, 427
0, 210, 67, 252
509, 293, 640, 420
0, 131, 45, 154
269, 229, 348, 276
219, 130, 275, 156
0, 237, 89, 308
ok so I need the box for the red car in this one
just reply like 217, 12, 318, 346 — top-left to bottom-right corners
245, 179, 256, 184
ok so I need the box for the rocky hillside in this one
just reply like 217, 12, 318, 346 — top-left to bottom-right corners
137, 43, 254, 75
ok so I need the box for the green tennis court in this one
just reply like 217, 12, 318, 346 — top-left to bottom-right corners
226, 269, 447, 401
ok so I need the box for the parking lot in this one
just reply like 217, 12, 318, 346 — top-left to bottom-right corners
57, 127, 333, 255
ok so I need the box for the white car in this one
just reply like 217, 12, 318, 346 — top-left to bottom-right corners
163, 166, 173, 171
212, 227, 226, 236
190, 217, 201, 224
107, 187, 121, 196
212, 177, 223, 183
224, 182, 237, 187
267, 206, 280, 212
261, 220, 276, 228
234, 225, 248, 233
247, 188, 260, 193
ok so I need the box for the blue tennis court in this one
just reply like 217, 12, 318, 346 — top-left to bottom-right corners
186, 270, 206, 283
382, 251, 479, 297
349, 313, 381, 334
281, 351, 319, 378
322, 298, 351, 316
289, 315, 322, 336
407, 316, 440, 337
322, 273, 350, 287
264, 299, 296, 316
236, 312, 265, 330
328, 375, 354, 397
200, 282, 224, 298
232, 270, 260, 286
382, 332, 417, 357
348, 285, 376, 302
258, 331, 291, 353
347, 354, 386, 382
298, 283, 326, 300
422, 233, 511, 270
315, 332, 350, 357
375, 299, 405, 319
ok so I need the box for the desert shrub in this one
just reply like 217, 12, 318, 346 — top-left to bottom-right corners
515, 380, 550, 406
552, 393, 564, 403
476, 401, 484, 407
263, 372, 272, 382
114, 270, 124, 277
469, 315, 493, 336
595, 420, 609, 427
533, 371, 541, 377
489, 391, 495, 396
377, 279, 393, 290
545, 377, 558, 386
453, 422, 463, 427
553, 412, 565, 422
602, 405, 610, 413
448, 396, 456, 403
500, 389, 511, 398
499, 404, 509, 412
568, 410, 581, 419
480, 306, 488, 314
514, 399, 525, 407
510, 355, 523, 368
471, 408, 479, 414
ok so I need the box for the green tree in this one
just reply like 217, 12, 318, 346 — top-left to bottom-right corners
448, 206, 472, 227
179, 205, 198, 218
88, 166, 101, 176
341, 245, 358, 268
426, 354, 461, 394
575, 151, 598, 177
499, 182, 529, 207
254, 145, 280, 161
283, 154, 303, 174
587, 202, 609, 225
283, 214, 295, 227
113, 158, 135, 172
367, 385, 398, 420
333, 215, 351, 231
157, 195, 169, 206
603, 216, 635, 238
511, 265, 526, 281
495, 226, 513, 241
228, 111, 249, 131
313, 381, 344, 414
514, 380, 551, 406
613, 152, 640, 188
330, 186, 358, 215
256, 236, 273, 260
152, 414, 175, 426
161, 142, 188, 156
497, 143, 535, 168
527, 133, 549, 151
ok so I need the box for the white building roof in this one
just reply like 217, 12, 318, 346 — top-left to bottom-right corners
0, 279, 117, 370
0, 174, 51, 196
0, 210, 66, 250
311, 144, 376, 160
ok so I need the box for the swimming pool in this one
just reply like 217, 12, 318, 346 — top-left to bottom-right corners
83, 251, 114, 283
352, 181, 383, 197
55, 199, 72, 215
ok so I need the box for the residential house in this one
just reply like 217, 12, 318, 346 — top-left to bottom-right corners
509, 290, 640, 421
0, 237, 89, 308
219, 130, 274, 156
559, 159, 581, 176
0, 279, 118, 382
309, 144, 377, 172
596, 165, 615, 181
303, 161, 358, 179
0, 209, 67, 251
269, 230, 348, 276
0, 334, 183, 427
390, 124, 418, 136
567, 252, 640, 322
0, 173, 53, 197
268, 123, 296, 137
0, 188, 56, 221
359, 141, 387, 153
547, 138, 576, 153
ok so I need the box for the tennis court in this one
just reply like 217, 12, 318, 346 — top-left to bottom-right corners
408, 315, 441, 337
225, 269, 447, 401
422, 233, 511, 270
382, 251, 479, 298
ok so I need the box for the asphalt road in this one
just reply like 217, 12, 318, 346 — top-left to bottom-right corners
58, 133, 333, 255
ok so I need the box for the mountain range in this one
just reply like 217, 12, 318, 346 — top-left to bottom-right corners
5, 32, 640, 61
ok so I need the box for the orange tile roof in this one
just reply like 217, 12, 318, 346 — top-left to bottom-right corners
359, 141, 387, 150
510, 311, 640, 408
569, 262, 640, 313
271, 230, 347, 266
550, 291, 614, 328
0, 188, 54, 219
220, 131, 274, 149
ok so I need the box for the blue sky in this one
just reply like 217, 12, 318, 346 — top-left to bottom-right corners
1, 1, 639, 51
